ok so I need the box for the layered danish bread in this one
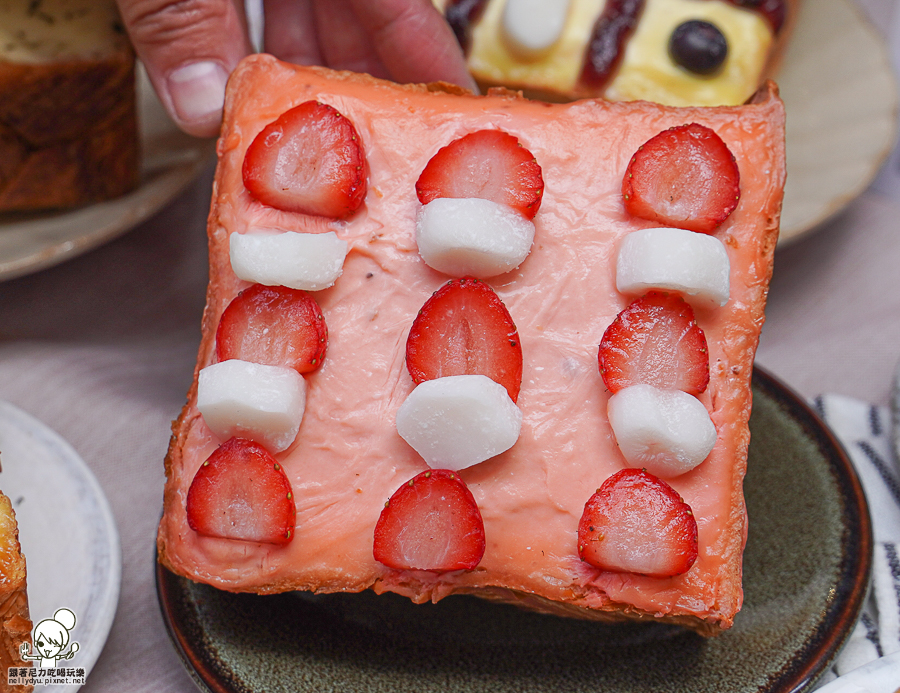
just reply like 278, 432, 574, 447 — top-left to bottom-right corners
158, 55, 785, 636
0, 489, 32, 688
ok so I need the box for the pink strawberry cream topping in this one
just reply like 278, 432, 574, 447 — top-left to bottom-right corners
158, 56, 784, 634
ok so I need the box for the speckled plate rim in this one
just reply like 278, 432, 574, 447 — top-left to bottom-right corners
155, 365, 873, 693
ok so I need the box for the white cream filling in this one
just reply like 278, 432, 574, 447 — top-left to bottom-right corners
501, 0, 573, 58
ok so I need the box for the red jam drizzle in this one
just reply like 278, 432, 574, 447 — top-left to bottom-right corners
579, 0, 645, 89
445, 0, 489, 52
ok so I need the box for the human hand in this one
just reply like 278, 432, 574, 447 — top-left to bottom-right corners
117, 0, 476, 138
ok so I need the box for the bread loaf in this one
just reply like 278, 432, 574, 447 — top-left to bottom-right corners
0, 0, 138, 212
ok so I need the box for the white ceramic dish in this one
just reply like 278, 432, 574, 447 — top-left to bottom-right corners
777, 0, 898, 244
0, 63, 215, 282
0, 400, 121, 693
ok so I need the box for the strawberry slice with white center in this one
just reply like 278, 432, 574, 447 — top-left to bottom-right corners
406, 277, 523, 402
415, 129, 544, 219
216, 283, 327, 374
598, 291, 709, 395
373, 469, 486, 571
578, 468, 698, 577
242, 100, 366, 218
622, 123, 740, 234
186, 437, 296, 545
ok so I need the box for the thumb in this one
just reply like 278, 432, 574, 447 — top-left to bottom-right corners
117, 0, 253, 137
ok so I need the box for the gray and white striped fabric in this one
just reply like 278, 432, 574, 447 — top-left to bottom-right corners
812, 394, 900, 689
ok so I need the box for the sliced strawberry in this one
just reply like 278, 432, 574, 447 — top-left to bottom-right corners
578, 468, 698, 577
622, 123, 740, 234
416, 129, 544, 219
373, 469, 486, 571
242, 100, 366, 218
406, 277, 523, 402
186, 437, 296, 545
598, 291, 709, 395
216, 284, 327, 374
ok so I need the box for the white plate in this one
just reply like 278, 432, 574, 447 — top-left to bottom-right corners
778, 0, 899, 244
0, 63, 215, 281
0, 400, 121, 693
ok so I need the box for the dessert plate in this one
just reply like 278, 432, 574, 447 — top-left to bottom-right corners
0, 64, 215, 282
0, 400, 122, 693
157, 366, 872, 693
777, 0, 898, 244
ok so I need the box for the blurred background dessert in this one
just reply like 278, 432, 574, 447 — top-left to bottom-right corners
432, 0, 794, 105
0, 0, 138, 212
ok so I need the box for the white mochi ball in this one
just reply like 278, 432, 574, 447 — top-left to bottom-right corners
229, 229, 348, 291
616, 227, 730, 308
502, 0, 571, 56
415, 197, 535, 278
197, 359, 307, 453
396, 374, 523, 470
607, 384, 716, 477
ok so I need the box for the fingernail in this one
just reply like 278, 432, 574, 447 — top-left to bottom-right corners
166, 61, 229, 127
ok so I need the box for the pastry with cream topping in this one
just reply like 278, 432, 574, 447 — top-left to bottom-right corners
434, 0, 794, 106
157, 56, 785, 636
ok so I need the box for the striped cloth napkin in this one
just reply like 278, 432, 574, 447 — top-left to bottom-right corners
811, 394, 900, 690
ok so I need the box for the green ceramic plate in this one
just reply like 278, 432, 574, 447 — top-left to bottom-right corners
157, 366, 872, 693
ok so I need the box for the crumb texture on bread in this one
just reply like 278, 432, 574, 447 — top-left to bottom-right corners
158, 57, 785, 636
0, 0, 138, 212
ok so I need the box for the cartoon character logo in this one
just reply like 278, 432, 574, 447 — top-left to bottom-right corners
19, 608, 79, 668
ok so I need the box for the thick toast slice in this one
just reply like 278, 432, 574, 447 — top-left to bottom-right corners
158, 55, 784, 636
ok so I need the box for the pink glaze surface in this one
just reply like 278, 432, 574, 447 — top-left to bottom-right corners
158, 56, 785, 631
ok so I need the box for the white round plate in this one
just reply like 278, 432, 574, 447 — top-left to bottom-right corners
0, 400, 121, 693
0, 63, 215, 281
777, 0, 899, 244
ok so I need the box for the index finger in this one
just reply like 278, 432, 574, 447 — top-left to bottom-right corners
348, 0, 477, 91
